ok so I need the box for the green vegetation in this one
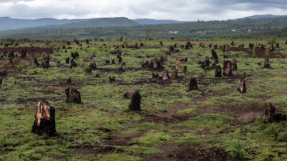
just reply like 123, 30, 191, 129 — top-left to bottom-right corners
0, 39, 287, 160
1, 16, 287, 40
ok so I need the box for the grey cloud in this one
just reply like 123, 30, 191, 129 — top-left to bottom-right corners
1, 0, 287, 20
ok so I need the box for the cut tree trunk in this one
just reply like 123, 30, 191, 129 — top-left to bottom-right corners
31, 101, 57, 136
65, 84, 81, 103
129, 89, 141, 111
124, 86, 133, 99
237, 79, 246, 93
188, 78, 198, 90
215, 65, 222, 77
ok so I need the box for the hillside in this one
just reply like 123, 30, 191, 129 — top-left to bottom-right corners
133, 18, 189, 24
0, 17, 101, 31
239, 14, 287, 19
1, 15, 287, 40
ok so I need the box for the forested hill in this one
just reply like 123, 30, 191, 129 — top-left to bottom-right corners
0, 17, 101, 31
1, 16, 287, 40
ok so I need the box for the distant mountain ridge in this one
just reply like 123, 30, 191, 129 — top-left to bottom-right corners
133, 18, 191, 24
238, 14, 287, 19
0, 17, 101, 31
1, 14, 287, 31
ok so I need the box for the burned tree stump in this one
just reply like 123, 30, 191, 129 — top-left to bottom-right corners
237, 79, 246, 93
188, 78, 198, 90
211, 50, 218, 64
109, 76, 115, 82
89, 61, 97, 70
215, 65, 222, 77
264, 58, 270, 68
0, 77, 2, 86
152, 71, 159, 78
124, 86, 133, 99
31, 101, 57, 136
223, 60, 233, 76
170, 68, 178, 79
232, 59, 237, 71
182, 66, 187, 76
161, 52, 168, 61
20, 49, 27, 58
0, 69, 7, 77
112, 59, 115, 64
66, 77, 72, 84
34, 58, 40, 66
119, 64, 125, 72
161, 70, 169, 81
8, 51, 14, 64
129, 89, 141, 111
65, 84, 81, 103
42, 60, 49, 69
262, 103, 277, 123
176, 59, 180, 70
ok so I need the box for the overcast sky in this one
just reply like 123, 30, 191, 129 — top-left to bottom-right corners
1, 0, 287, 21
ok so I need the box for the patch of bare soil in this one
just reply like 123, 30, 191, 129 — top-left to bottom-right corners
100, 132, 144, 146
137, 144, 231, 161
0, 47, 54, 73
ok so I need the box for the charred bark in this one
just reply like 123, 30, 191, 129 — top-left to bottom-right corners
65, 84, 81, 103
215, 66, 222, 77
31, 101, 57, 136
129, 89, 142, 111
237, 79, 246, 93
188, 78, 198, 90
152, 71, 159, 78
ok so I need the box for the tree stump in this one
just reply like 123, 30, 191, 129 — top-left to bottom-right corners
31, 101, 57, 136
124, 86, 133, 99
182, 66, 187, 76
0, 69, 7, 77
170, 68, 178, 79
262, 103, 276, 123
223, 60, 233, 76
215, 65, 222, 77
34, 58, 40, 66
161, 70, 169, 80
66, 77, 71, 84
152, 71, 159, 78
129, 89, 141, 111
264, 58, 270, 68
65, 84, 81, 103
232, 59, 237, 71
119, 64, 125, 72
237, 79, 246, 93
188, 78, 198, 90
89, 61, 97, 70
211, 50, 218, 64
42, 60, 49, 69
109, 76, 115, 82
0, 77, 2, 86
176, 59, 180, 70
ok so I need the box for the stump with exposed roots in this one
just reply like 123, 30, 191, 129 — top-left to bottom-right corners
188, 78, 198, 91
31, 101, 57, 136
129, 89, 141, 111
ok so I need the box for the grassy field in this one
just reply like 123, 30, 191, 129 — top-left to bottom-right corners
1, 39, 287, 161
